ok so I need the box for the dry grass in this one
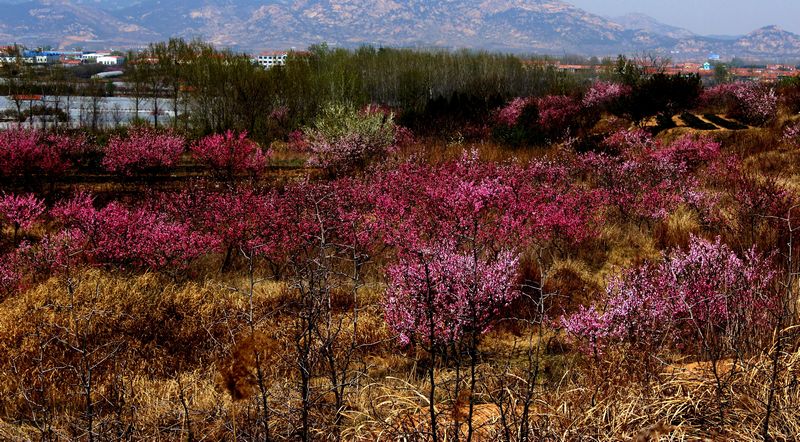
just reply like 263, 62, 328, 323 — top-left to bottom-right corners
0, 246, 798, 440
329, 346, 800, 441
595, 221, 661, 278
654, 205, 702, 250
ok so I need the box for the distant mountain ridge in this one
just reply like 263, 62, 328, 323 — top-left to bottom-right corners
0, 0, 799, 60
611, 13, 695, 40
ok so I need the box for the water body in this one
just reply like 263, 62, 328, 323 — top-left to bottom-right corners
0, 96, 181, 129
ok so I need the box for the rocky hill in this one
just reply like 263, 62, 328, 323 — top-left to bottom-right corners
1, 0, 799, 60
0, 0, 158, 48
611, 13, 695, 40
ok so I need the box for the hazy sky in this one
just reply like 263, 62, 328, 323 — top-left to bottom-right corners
568, 0, 800, 36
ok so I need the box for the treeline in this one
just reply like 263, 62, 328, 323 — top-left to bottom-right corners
8, 38, 800, 146
117, 39, 587, 142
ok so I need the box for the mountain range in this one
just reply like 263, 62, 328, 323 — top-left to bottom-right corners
1, 0, 800, 61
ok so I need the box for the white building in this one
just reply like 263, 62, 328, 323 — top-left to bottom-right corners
255, 51, 288, 69
97, 55, 125, 66
81, 52, 111, 63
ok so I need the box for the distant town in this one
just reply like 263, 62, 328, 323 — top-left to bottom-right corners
2, 44, 800, 82
0, 46, 304, 71
0, 47, 126, 67
544, 60, 800, 82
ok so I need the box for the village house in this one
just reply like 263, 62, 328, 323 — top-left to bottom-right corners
251, 50, 311, 69
255, 51, 289, 68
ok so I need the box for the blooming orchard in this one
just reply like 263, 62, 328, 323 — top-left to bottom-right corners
0, 80, 792, 373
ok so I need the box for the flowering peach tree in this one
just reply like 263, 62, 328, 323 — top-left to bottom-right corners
563, 236, 778, 355
0, 129, 88, 177
0, 193, 45, 241
190, 131, 269, 180
103, 128, 185, 175
385, 245, 519, 347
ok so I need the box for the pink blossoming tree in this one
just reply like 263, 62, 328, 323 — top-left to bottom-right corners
563, 236, 778, 358
0, 193, 46, 241
783, 121, 800, 148
304, 103, 397, 172
385, 245, 520, 347
0, 250, 25, 297
582, 81, 630, 110
190, 131, 270, 181
577, 130, 719, 221
384, 242, 519, 440
536, 95, 584, 138
53, 192, 218, 271
495, 97, 534, 127
0, 129, 88, 177
701, 82, 778, 126
163, 186, 309, 274
731, 82, 778, 126
102, 128, 185, 175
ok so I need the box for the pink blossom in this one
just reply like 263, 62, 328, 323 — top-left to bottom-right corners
384, 245, 520, 346
496, 97, 533, 127
54, 193, 218, 270
700, 83, 739, 110
162, 186, 309, 266
372, 151, 605, 254
649, 134, 721, 171
0, 129, 87, 176
29, 228, 88, 275
537, 95, 582, 134
287, 130, 309, 152
0, 250, 24, 295
563, 236, 778, 354
102, 127, 185, 175
583, 81, 630, 109
731, 82, 777, 125
190, 131, 269, 179
784, 121, 800, 148
579, 131, 719, 221
0, 193, 45, 230
702, 82, 777, 125
602, 128, 656, 151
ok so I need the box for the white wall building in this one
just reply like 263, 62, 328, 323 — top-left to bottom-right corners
255, 51, 288, 69
81, 52, 111, 63
97, 55, 125, 66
